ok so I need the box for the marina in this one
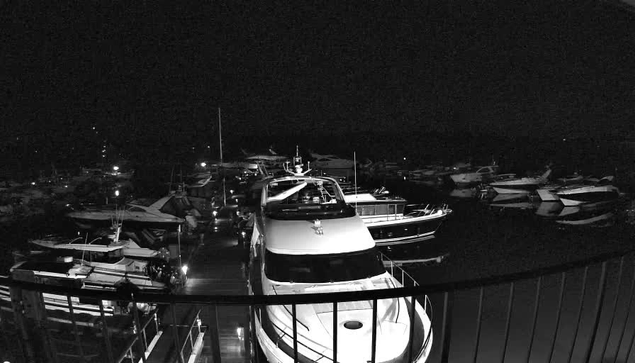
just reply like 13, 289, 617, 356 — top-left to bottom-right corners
1, 147, 635, 362
3, 0, 635, 361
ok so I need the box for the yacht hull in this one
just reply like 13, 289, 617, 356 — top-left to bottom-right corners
556, 186, 620, 207
366, 213, 446, 246
491, 185, 536, 194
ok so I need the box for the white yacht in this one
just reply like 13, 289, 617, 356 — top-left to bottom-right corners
555, 184, 620, 206
66, 193, 192, 229
248, 158, 433, 363
489, 168, 552, 194
24, 227, 185, 293
7, 256, 158, 317
29, 228, 167, 260
344, 190, 451, 246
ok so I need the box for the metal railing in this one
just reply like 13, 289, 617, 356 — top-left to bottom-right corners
2, 247, 635, 363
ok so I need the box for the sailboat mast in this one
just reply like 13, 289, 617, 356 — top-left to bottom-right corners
218, 107, 223, 163
218, 107, 226, 205
354, 151, 358, 209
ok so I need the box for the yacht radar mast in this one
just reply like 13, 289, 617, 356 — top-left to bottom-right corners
283, 145, 312, 176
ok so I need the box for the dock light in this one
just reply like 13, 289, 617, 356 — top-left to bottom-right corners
113, 165, 119, 171
181, 264, 189, 275
200, 162, 207, 168
31, 181, 35, 186
115, 190, 120, 197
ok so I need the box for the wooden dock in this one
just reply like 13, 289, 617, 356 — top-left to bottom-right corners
175, 230, 251, 363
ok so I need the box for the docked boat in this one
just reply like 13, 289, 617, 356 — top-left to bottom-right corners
536, 173, 610, 202
7, 257, 156, 316
29, 226, 169, 261
450, 165, 500, 188
248, 158, 433, 363
489, 168, 552, 194
344, 191, 451, 246
22, 229, 186, 293
410, 162, 471, 187
66, 193, 193, 229
555, 183, 620, 207
309, 152, 356, 170
487, 193, 537, 212
536, 184, 563, 202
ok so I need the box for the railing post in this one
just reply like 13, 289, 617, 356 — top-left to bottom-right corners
440, 291, 454, 363
98, 301, 115, 363
407, 294, 417, 362
613, 259, 635, 363
333, 301, 338, 363
582, 261, 608, 363
526, 276, 542, 363
171, 303, 185, 363
547, 272, 567, 363
131, 296, 147, 363
598, 257, 624, 362
567, 266, 590, 363
501, 282, 515, 363
292, 303, 299, 363
207, 305, 221, 363
66, 295, 87, 361
249, 305, 260, 363
472, 287, 484, 363
371, 298, 378, 363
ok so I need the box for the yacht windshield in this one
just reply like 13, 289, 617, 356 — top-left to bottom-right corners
264, 178, 355, 220
264, 248, 386, 283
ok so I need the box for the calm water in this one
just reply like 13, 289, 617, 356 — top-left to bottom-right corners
372, 180, 634, 284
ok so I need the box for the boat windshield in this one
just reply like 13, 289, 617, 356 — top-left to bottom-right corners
75, 249, 125, 263
264, 178, 355, 220
264, 248, 386, 283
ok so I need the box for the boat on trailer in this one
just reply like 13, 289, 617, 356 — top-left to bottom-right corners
248, 154, 433, 363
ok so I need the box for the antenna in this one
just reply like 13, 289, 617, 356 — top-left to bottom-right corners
354, 151, 358, 209
169, 165, 175, 193
219, 107, 226, 206
81, 232, 89, 265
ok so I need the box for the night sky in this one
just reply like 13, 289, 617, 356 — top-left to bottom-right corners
1, 0, 635, 170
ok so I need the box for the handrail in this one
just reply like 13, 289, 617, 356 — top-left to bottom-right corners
268, 315, 331, 361
180, 309, 203, 359
2, 246, 634, 305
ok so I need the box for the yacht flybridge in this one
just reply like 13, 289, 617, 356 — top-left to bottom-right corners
248, 154, 433, 363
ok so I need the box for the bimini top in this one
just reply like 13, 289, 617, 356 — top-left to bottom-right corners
262, 215, 375, 255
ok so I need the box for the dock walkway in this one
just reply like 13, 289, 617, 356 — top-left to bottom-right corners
151, 230, 251, 363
